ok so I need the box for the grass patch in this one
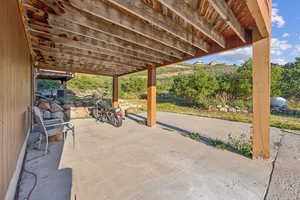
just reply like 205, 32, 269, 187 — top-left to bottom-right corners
182, 132, 252, 157
124, 98, 300, 131
228, 134, 253, 158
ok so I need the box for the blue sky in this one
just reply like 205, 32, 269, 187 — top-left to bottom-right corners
186, 0, 300, 65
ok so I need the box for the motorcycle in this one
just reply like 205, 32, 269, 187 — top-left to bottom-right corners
91, 91, 123, 127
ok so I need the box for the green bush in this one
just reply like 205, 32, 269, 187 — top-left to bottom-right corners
280, 58, 300, 100
170, 68, 219, 107
37, 79, 60, 91
120, 76, 146, 98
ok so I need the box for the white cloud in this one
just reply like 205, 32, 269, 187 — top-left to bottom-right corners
272, 8, 285, 28
272, 58, 288, 65
293, 45, 300, 56
271, 38, 292, 56
282, 33, 289, 38
218, 47, 252, 64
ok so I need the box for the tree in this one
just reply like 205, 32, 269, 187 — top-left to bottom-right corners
170, 68, 218, 106
280, 58, 300, 99
121, 76, 146, 98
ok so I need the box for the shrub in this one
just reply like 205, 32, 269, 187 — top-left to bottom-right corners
170, 68, 219, 106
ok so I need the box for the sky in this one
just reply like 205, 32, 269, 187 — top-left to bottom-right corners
186, 0, 300, 65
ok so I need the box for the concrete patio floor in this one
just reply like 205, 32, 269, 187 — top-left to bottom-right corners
18, 112, 300, 200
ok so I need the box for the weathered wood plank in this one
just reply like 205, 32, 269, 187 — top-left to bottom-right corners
36, 62, 116, 76
207, 0, 246, 42
31, 42, 148, 68
158, 0, 226, 48
29, 28, 158, 66
28, 23, 164, 64
64, 0, 197, 55
107, 0, 210, 52
23, 3, 184, 59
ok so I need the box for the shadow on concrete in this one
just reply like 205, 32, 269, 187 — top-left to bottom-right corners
16, 131, 73, 200
127, 113, 252, 159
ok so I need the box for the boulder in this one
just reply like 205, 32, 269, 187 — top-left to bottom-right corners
39, 102, 51, 111
50, 103, 64, 113
220, 107, 228, 112
39, 98, 50, 103
229, 107, 237, 113
64, 110, 71, 122
62, 104, 74, 110
208, 105, 217, 111
217, 105, 222, 109
43, 111, 51, 119
51, 111, 65, 121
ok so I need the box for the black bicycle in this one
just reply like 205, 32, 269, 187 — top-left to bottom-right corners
91, 92, 123, 127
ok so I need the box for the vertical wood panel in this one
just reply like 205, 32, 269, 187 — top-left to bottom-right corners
147, 67, 157, 127
0, 0, 32, 198
252, 28, 271, 159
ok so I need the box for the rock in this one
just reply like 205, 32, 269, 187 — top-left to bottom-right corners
50, 103, 64, 113
217, 105, 222, 109
43, 111, 51, 119
54, 100, 62, 105
229, 107, 237, 112
62, 104, 74, 110
235, 106, 241, 110
39, 98, 50, 103
242, 110, 249, 113
224, 105, 230, 109
63, 99, 74, 104
64, 110, 71, 122
51, 111, 65, 121
208, 105, 217, 111
39, 102, 51, 110
220, 107, 228, 112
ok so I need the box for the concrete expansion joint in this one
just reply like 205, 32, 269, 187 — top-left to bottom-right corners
263, 133, 285, 200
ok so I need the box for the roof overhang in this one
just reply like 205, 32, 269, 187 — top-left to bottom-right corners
19, 0, 272, 77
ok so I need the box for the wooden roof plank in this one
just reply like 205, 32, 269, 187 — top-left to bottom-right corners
207, 0, 246, 42
32, 44, 147, 68
106, 0, 210, 52
158, 0, 226, 48
29, 27, 161, 65
65, 0, 197, 55
23, 3, 185, 59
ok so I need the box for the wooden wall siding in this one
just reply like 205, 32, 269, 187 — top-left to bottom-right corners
0, 0, 32, 198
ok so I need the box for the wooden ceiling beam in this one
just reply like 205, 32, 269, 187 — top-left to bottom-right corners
29, 28, 160, 65
36, 63, 116, 76
207, 0, 246, 42
32, 44, 147, 68
157, 0, 226, 48
23, 3, 184, 59
63, 0, 197, 56
39, 53, 144, 71
42, 60, 134, 73
106, 0, 210, 52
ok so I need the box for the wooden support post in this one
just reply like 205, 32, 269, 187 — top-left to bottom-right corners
147, 67, 156, 127
252, 29, 271, 159
112, 76, 119, 108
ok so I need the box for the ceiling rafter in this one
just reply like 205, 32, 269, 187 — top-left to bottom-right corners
23, 3, 185, 59
63, 0, 198, 56
106, 0, 210, 52
207, 0, 246, 42
157, 0, 226, 48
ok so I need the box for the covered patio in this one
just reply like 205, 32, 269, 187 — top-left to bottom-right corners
1, 0, 273, 199
18, 113, 300, 200
21, 0, 272, 159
